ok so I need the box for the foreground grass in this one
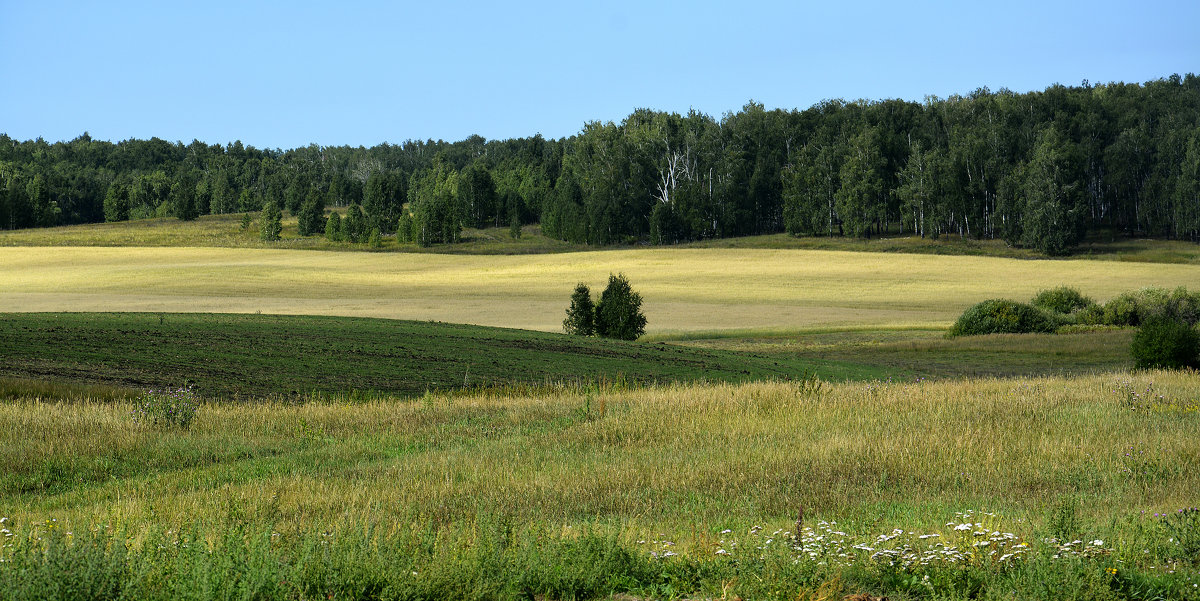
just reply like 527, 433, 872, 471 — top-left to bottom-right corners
3, 245, 1198, 333
0, 313, 879, 399
2, 373, 1198, 598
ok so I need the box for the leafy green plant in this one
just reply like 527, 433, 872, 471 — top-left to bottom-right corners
1130, 316, 1200, 369
131, 386, 200, 429
1160, 507, 1200, 560
1046, 497, 1081, 540
948, 299, 1060, 337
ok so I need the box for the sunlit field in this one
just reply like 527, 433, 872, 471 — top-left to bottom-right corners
2, 245, 1199, 334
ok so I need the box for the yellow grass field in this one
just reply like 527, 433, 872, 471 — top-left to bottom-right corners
2, 245, 1198, 333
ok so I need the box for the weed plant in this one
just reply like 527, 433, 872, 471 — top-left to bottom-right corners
130, 387, 199, 429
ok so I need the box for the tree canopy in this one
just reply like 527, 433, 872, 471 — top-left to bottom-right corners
3, 75, 1199, 253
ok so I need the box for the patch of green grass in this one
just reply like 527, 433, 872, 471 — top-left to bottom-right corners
0, 312, 889, 399
674, 327, 1136, 379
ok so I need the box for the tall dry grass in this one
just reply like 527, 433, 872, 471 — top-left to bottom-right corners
3, 372, 1196, 550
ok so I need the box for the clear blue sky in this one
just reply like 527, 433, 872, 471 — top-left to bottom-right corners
2, 0, 1197, 149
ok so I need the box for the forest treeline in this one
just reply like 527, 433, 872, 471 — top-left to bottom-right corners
2, 74, 1199, 253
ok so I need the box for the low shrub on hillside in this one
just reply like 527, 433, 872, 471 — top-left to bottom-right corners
1130, 316, 1200, 369
948, 299, 1061, 337
1080, 287, 1200, 327
1031, 286, 1094, 314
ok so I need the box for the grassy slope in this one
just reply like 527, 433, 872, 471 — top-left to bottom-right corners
0, 313, 890, 399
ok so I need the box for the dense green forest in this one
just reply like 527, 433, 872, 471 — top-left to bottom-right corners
3, 75, 1199, 253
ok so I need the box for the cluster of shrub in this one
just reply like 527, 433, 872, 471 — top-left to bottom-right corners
562, 274, 647, 341
949, 286, 1200, 369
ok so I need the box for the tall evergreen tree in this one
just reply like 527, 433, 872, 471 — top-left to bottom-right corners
297, 188, 326, 236
562, 283, 595, 336
325, 211, 343, 241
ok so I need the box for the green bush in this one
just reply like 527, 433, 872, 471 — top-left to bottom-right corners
1165, 286, 1200, 325
1031, 286, 1094, 314
1085, 287, 1200, 327
1130, 316, 1200, 369
1075, 303, 1107, 326
948, 299, 1061, 337
1098, 291, 1144, 326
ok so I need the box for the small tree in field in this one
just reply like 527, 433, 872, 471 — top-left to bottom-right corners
260, 201, 282, 241
563, 283, 595, 336
594, 273, 647, 341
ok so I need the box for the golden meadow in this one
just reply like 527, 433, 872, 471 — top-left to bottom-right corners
2, 244, 1199, 334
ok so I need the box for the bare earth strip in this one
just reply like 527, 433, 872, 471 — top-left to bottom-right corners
2, 246, 1197, 333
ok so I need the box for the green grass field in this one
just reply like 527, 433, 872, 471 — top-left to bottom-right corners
680, 327, 1137, 379
0, 314, 1141, 400
0, 312, 891, 399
